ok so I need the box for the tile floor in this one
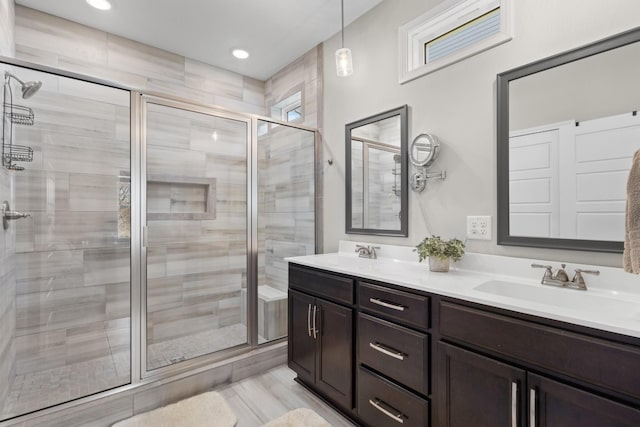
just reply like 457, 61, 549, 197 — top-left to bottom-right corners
216, 365, 357, 426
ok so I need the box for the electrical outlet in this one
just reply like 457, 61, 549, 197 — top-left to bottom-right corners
466, 215, 492, 240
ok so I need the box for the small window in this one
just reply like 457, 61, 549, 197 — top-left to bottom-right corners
271, 91, 303, 123
285, 105, 302, 122
399, 0, 513, 84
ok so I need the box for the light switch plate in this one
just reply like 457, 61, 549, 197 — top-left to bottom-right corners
466, 215, 491, 240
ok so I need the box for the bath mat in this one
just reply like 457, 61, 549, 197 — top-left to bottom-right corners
112, 391, 236, 427
261, 408, 332, 427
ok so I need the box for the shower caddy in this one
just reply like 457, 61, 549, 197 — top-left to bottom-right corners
2, 71, 35, 170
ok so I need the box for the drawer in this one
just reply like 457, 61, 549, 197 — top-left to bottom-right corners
289, 264, 354, 304
440, 301, 640, 402
358, 313, 429, 395
358, 366, 429, 427
359, 282, 429, 330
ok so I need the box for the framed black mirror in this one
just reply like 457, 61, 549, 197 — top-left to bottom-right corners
346, 105, 408, 236
497, 28, 640, 253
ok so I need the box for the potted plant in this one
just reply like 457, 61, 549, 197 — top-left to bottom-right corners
415, 235, 465, 272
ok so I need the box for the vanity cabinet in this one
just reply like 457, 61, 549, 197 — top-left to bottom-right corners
356, 281, 431, 427
437, 300, 640, 427
439, 342, 526, 427
288, 266, 354, 411
288, 262, 640, 427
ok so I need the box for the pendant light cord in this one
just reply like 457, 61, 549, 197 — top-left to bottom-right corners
341, 0, 345, 49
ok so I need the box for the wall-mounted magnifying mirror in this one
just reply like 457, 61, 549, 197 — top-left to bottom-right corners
410, 133, 440, 168
409, 133, 445, 192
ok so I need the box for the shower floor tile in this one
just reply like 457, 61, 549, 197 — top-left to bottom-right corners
1, 354, 130, 421
146, 323, 248, 370
1, 323, 251, 421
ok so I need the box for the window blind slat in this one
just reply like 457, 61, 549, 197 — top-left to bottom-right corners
426, 8, 500, 63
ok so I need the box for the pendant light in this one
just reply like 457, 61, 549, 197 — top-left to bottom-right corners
335, 0, 353, 77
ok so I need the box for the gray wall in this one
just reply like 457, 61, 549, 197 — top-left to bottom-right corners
322, 0, 640, 266
0, 0, 16, 411
510, 41, 640, 130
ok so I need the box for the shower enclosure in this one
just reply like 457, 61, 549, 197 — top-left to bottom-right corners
0, 61, 317, 421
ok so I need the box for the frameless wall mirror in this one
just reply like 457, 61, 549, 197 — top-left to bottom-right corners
346, 105, 408, 236
497, 28, 640, 252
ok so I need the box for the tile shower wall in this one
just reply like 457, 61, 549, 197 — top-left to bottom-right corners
0, 0, 16, 412
264, 44, 323, 129
13, 6, 266, 116
145, 103, 248, 369
261, 46, 323, 310
0, 169, 16, 414
0, 0, 15, 57
257, 124, 315, 288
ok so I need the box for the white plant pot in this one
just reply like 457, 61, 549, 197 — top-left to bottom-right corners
429, 256, 450, 272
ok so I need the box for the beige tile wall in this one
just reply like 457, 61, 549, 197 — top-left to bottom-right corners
145, 104, 248, 361
0, 0, 17, 412
7, 67, 132, 382
260, 44, 323, 296
14, 6, 267, 116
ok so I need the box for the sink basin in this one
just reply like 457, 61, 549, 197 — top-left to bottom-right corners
474, 280, 640, 313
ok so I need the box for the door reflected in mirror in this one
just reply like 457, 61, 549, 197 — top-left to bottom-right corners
497, 29, 640, 252
346, 105, 408, 236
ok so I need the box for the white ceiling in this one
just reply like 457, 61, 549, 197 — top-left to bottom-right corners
14, 0, 384, 80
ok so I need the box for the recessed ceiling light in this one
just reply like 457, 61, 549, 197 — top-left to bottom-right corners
86, 0, 112, 11
232, 49, 250, 60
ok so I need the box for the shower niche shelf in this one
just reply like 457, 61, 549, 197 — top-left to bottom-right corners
147, 175, 217, 220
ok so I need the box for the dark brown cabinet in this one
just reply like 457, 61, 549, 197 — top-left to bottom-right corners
356, 281, 431, 426
288, 285, 353, 410
288, 263, 640, 427
438, 301, 640, 427
439, 342, 526, 427
529, 374, 640, 427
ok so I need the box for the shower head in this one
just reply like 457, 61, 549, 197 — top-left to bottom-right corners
20, 80, 42, 99
4, 71, 42, 99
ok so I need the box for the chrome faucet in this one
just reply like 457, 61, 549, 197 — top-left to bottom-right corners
531, 263, 599, 290
355, 244, 380, 259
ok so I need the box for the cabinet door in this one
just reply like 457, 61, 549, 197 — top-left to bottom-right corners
438, 342, 526, 427
288, 289, 316, 384
529, 373, 640, 427
316, 298, 354, 410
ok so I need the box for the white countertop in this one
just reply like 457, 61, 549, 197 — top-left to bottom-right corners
286, 241, 640, 339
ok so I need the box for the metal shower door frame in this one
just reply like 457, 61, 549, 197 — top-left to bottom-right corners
138, 94, 255, 379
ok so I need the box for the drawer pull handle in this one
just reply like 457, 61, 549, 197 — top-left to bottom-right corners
307, 304, 312, 337
530, 388, 536, 427
369, 398, 405, 424
369, 342, 405, 361
370, 298, 405, 312
511, 381, 518, 427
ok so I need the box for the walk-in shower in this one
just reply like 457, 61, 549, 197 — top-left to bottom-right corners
0, 61, 317, 422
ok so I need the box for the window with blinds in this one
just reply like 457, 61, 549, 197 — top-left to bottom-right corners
399, 0, 513, 84
425, 7, 501, 64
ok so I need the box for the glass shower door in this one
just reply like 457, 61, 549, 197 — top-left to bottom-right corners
143, 99, 249, 371
256, 120, 316, 343
1, 64, 131, 420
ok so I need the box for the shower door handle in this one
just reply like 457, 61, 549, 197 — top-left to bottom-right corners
142, 226, 148, 247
